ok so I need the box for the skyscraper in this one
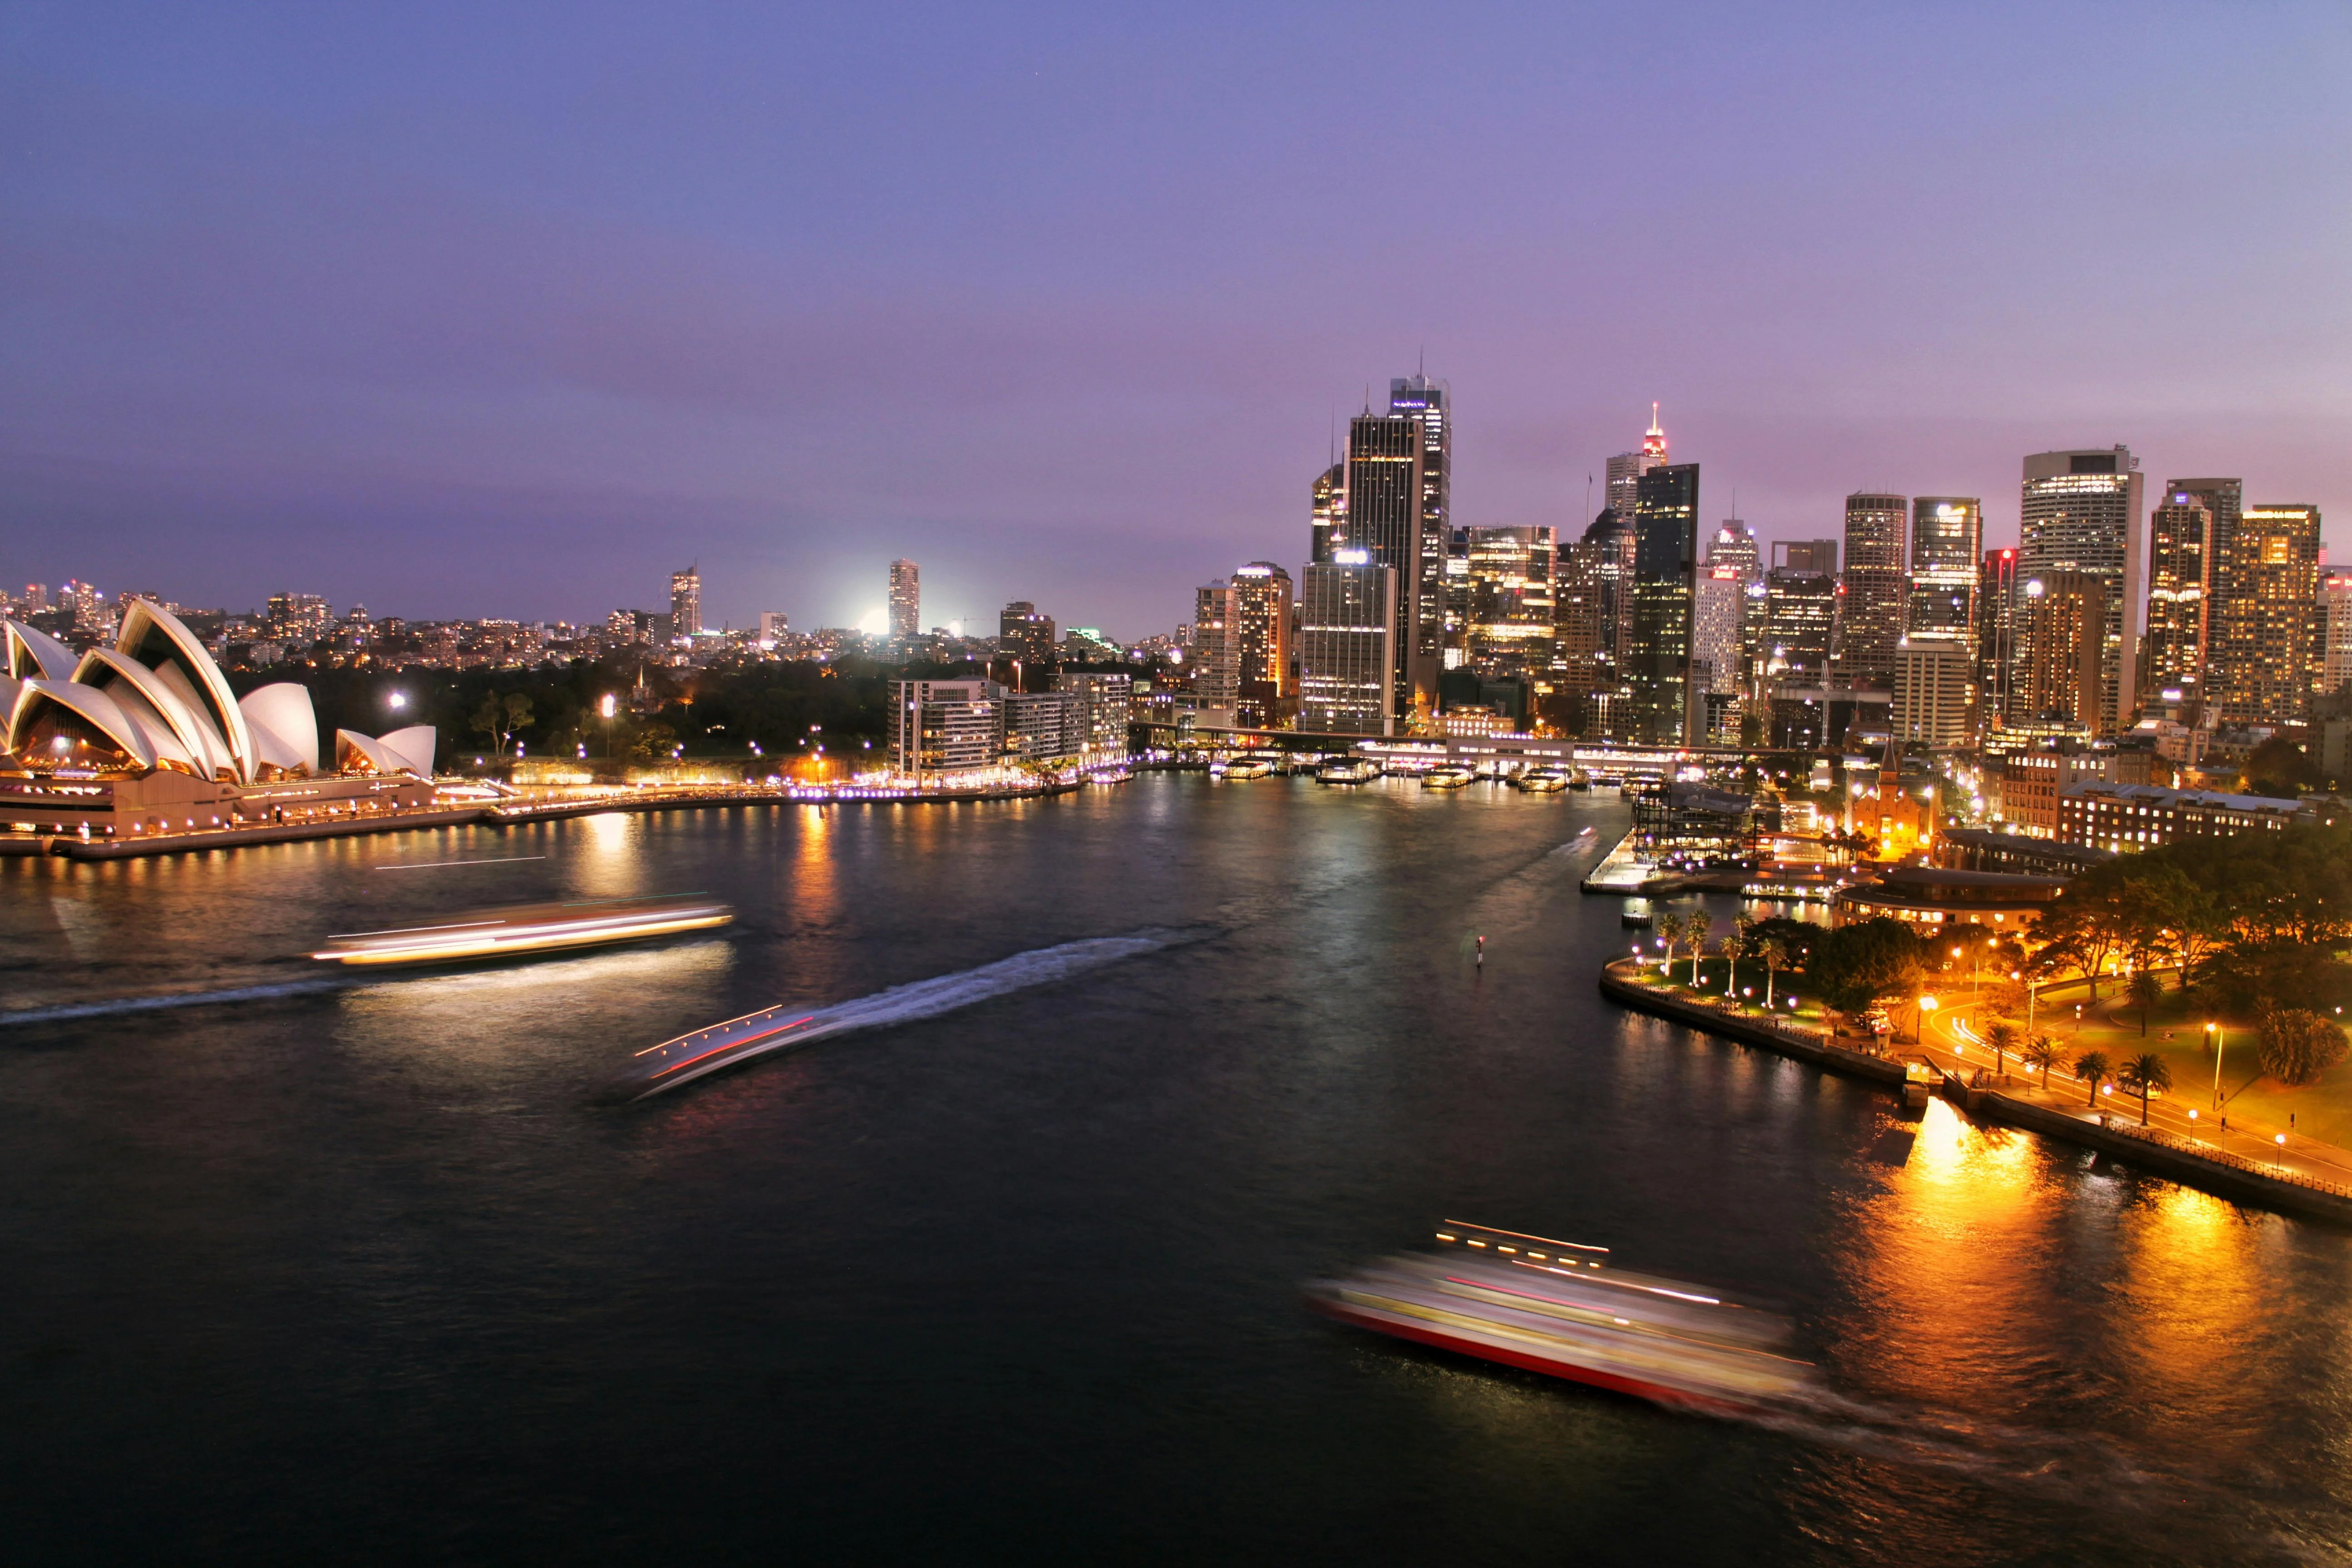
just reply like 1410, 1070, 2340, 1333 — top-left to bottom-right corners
1342, 384, 1445, 720
2161, 478, 2242, 707
1892, 640, 1973, 750
1905, 497, 1982, 644
1310, 461, 1345, 564
1192, 581, 1240, 725
1604, 403, 1669, 522
1691, 563, 1746, 737
888, 559, 920, 640
999, 601, 1056, 677
1764, 562, 1836, 683
1977, 548, 2019, 730
2141, 496, 2212, 706
2019, 572, 2106, 734
1628, 461, 1700, 744
1230, 562, 1295, 728
2210, 505, 2323, 725
1837, 493, 1907, 686
1299, 552, 1396, 735
1777, 540, 1840, 575
1705, 519, 1758, 574
1461, 527, 1556, 678
1555, 512, 1637, 735
670, 568, 701, 639
2324, 571, 2352, 698
2019, 447, 2144, 735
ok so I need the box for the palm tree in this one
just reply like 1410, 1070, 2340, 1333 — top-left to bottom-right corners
2022, 1036, 2062, 1091
2116, 1051, 2174, 1126
1720, 934, 1747, 999
1684, 910, 1713, 985
2073, 1049, 2111, 1108
1757, 938, 1788, 1011
1653, 913, 1683, 980
2126, 969, 2162, 1037
1984, 1019, 2019, 1078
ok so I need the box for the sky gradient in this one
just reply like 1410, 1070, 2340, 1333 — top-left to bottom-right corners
5, 2, 2348, 638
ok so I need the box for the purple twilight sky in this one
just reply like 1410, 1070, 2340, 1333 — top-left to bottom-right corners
4, 2, 2349, 639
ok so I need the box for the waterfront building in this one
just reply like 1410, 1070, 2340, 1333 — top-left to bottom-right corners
2142, 494, 2213, 709
1461, 527, 1556, 679
1628, 461, 1700, 745
1232, 562, 1295, 728
1832, 864, 2063, 931
2209, 504, 2322, 725
1310, 461, 1345, 564
2324, 572, 2352, 697
888, 560, 920, 640
1891, 639, 1972, 750
999, 602, 1057, 676
1905, 497, 1981, 646
1052, 672, 1133, 760
2, 605, 435, 839
2060, 779, 2305, 853
670, 568, 702, 639
1836, 493, 1907, 686
889, 678, 1004, 775
1003, 691, 1085, 763
1192, 581, 1240, 727
2019, 447, 2144, 733
2019, 571, 2107, 735
1298, 551, 1396, 735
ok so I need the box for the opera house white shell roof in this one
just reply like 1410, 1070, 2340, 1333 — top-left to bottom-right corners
3, 604, 434, 785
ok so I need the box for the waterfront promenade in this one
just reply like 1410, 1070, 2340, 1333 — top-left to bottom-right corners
1602, 956, 2352, 1225
0, 775, 1092, 861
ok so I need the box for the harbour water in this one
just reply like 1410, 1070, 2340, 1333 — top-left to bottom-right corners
5, 775, 2351, 1563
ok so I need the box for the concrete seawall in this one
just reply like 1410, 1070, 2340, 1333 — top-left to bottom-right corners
1599, 960, 2352, 1228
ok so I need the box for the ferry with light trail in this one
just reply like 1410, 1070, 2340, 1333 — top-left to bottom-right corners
312, 893, 733, 967
1306, 1223, 1815, 1418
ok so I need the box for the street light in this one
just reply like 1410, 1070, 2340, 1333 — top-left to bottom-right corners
2208, 1023, 2226, 1110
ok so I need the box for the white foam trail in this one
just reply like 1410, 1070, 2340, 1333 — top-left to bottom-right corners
0, 978, 342, 1028
620, 931, 1184, 1100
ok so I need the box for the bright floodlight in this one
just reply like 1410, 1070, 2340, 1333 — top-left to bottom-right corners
855, 606, 889, 637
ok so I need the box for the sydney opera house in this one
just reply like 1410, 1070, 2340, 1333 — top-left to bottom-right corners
1, 602, 437, 843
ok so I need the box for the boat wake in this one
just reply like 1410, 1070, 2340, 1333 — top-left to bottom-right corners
0, 978, 343, 1028
1742, 1386, 2164, 1500
611, 928, 1202, 1101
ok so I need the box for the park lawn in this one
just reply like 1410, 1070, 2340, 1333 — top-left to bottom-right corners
1999, 977, 2352, 1149
1640, 959, 1833, 1030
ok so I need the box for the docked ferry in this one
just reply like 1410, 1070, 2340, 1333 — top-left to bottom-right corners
1305, 1224, 1815, 1419
1421, 764, 1476, 789
1315, 759, 1379, 785
313, 893, 733, 967
1513, 768, 1569, 792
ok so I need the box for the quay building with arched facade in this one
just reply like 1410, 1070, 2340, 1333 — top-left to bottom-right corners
2, 603, 436, 843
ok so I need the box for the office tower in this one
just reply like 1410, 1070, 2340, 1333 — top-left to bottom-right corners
1705, 519, 1758, 574
2325, 572, 2352, 697
999, 601, 1057, 675
758, 611, 790, 642
1604, 403, 1670, 522
1461, 527, 1557, 678
888, 560, 920, 640
670, 568, 701, 638
1906, 497, 1982, 644
1692, 563, 1746, 718
1555, 513, 1635, 734
2141, 496, 2213, 706
2020, 571, 2106, 733
1298, 551, 1396, 735
1837, 493, 1907, 686
1311, 462, 1346, 564
1977, 549, 2019, 729
1892, 640, 1973, 749
2020, 447, 2144, 734
21, 584, 48, 614
1230, 563, 1295, 727
1764, 562, 1837, 683
2210, 505, 2323, 725
1343, 390, 1440, 719
1388, 373, 1452, 696
1777, 540, 1839, 575
1628, 461, 1700, 744
2158, 477, 2242, 706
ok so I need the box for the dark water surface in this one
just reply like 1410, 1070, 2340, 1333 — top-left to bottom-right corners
5, 776, 2352, 1564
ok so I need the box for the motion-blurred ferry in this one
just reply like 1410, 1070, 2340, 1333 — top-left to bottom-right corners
1306, 1224, 1815, 1419
1221, 759, 1274, 780
313, 893, 733, 967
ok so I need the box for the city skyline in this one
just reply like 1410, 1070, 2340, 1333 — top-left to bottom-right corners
5, 6, 2348, 633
